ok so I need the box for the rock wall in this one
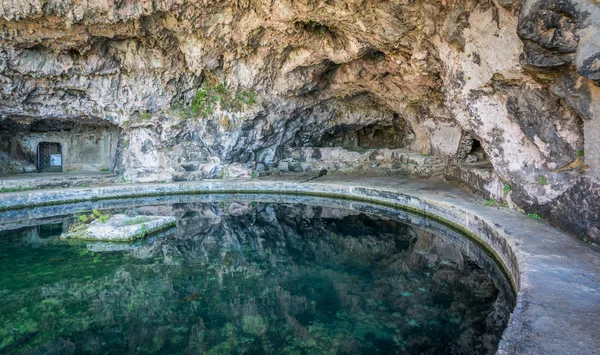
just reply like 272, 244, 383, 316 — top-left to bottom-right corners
0, 0, 598, 242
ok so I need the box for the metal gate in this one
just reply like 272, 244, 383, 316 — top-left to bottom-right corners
37, 142, 63, 173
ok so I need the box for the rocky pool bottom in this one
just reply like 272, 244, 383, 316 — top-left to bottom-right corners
0, 198, 514, 354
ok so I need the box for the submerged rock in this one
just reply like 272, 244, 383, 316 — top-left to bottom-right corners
61, 214, 176, 242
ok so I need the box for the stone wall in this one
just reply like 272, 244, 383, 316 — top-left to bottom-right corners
0, 121, 119, 174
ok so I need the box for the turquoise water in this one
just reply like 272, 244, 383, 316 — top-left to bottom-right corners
0, 201, 513, 354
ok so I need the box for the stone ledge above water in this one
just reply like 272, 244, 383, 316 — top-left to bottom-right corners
61, 214, 176, 242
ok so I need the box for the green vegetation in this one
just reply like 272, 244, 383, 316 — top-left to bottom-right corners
0, 186, 34, 193
92, 209, 111, 223
483, 199, 508, 208
182, 82, 257, 118
527, 213, 541, 220
578, 149, 585, 157
67, 210, 111, 236
123, 216, 151, 226
139, 224, 147, 236
537, 176, 548, 185
483, 198, 496, 206
251, 172, 258, 179
139, 112, 152, 120
502, 184, 512, 194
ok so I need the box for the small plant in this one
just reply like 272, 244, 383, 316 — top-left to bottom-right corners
483, 198, 508, 208
578, 149, 585, 157
538, 176, 548, 185
78, 215, 89, 223
528, 213, 541, 220
139, 112, 152, 120
484, 198, 497, 206
140, 224, 147, 236
91, 209, 111, 223
502, 184, 512, 194
251, 172, 258, 179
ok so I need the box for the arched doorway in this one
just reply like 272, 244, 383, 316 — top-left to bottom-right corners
37, 142, 63, 173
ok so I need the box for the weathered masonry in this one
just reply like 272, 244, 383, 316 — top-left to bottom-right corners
0, 118, 119, 175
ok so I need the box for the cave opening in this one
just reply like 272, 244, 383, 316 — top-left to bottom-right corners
318, 123, 408, 150
466, 138, 489, 164
0, 117, 120, 176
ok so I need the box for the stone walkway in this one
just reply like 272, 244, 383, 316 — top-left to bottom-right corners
0, 172, 117, 190
0, 175, 598, 354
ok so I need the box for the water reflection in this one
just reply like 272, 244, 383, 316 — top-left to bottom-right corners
0, 199, 513, 354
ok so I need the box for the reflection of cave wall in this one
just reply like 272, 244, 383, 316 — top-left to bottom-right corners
0, 118, 120, 174
0, 201, 512, 354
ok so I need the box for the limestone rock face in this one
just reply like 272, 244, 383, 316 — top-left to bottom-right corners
0, 0, 599, 243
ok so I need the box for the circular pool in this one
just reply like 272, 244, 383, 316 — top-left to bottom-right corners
0, 194, 514, 354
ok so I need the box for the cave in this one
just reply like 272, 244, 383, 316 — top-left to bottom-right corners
0, 0, 599, 353
318, 123, 409, 150
0, 118, 120, 176
465, 138, 489, 165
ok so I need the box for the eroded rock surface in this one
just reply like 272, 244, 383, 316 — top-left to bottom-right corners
0, 0, 598, 242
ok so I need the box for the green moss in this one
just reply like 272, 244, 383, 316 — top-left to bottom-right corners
483, 198, 497, 206
578, 149, 585, 156
0, 186, 34, 193
483, 198, 508, 208
537, 176, 548, 185
527, 213, 541, 220
123, 216, 151, 226
183, 82, 257, 118
502, 184, 511, 194
242, 316, 267, 336
139, 112, 152, 120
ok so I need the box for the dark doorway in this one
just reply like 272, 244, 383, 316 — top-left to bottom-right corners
37, 222, 65, 239
37, 142, 63, 173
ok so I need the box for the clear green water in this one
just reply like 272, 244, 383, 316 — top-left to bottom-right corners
0, 201, 512, 354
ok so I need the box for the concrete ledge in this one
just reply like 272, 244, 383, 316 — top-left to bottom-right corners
0, 172, 118, 190
0, 176, 598, 354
